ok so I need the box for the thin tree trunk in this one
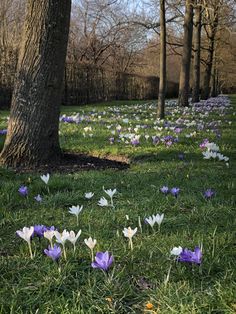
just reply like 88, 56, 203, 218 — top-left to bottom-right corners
0, 0, 71, 167
178, 0, 194, 107
192, 2, 202, 103
157, 0, 166, 119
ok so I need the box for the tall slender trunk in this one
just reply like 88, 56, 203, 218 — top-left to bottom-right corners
157, 0, 166, 119
192, 2, 202, 103
0, 0, 71, 167
178, 0, 194, 107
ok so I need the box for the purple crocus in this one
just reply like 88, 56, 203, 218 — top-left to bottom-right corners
18, 186, 28, 197
0, 129, 7, 135
33, 224, 47, 238
178, 246, 202, 265
204, 189, 215, 199
34, 194, 42, 202
131, 137, 140, 146
44, 245, 61, 262
91, 251, 114, 271
160, 186, 169, 194
170, 187, 180, 198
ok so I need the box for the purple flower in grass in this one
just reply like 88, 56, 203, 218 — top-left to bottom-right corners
34, 194, 42, 202
0, 129, 7, 135
178, 246, 202, 265
204, 189, 215, 199
91, 251, 114, 271
160, 186, 169, 194
33, 225, 47, 238
171, 187, 180, 198
178, 153, 185, 160
18, 186, 28, 197
44, 245, 61, 262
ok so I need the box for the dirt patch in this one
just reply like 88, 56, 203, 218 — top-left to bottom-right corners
14, 152, 129, 174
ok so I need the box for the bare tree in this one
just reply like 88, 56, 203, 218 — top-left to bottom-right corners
0, 0, 71, 167
178, 0, 194, 107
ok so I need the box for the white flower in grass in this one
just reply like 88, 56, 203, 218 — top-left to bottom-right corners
154, 213, 164, 226
85, 192, 94, 199
145, 215, 156, 228
40, 173, 50, 184
68, 230, 82, 252
84, 237, 97, 261
170, 246, 183, 256
123, 226, 137, 251
69, 205, 83, 225
103, 187, 117, 207
44, 230, 55, 247
16, 226, 34, 259
98, 197, 109, 207
55, 230, 69, 260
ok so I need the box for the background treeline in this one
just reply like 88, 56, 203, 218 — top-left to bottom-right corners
0, 0, 235, 108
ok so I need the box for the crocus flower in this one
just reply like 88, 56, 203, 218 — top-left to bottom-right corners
16, 226, 34, 259
123, 227, 137, 251
170, 246, 183, 256
204, 189, 215, 199
98, 197, 109, 207
103, 188, 117, 207
68, 205, 83, 226
91, 251, 114, 272
55, 230, 69, 260
44, 230, 55, 247
154, 213, 164, 230
84, 237, 97, 261
85, 192, 94, 199
145, 215, 156, 228
68, 230, 82, 252
178, 246, 202, 265
18, 186, 28, 197
44, 245, 61, 262
34, 194, 42, 202
33, 224, 47, 238
40, 173, 50, 185
170, 187, 180, 198
160, 186, 169, 194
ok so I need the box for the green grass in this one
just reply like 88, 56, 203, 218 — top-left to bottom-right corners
0, 96, 236, 313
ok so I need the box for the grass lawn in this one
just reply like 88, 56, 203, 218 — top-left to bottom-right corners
0, 96, 235, 313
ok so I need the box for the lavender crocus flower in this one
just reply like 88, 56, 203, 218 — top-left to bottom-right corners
33, 225, 47, 238
91, 251, 114, 271
0, 129, 7, 135
160, 186, 169, 194
44, 245, 61, 262
178, 246, 202, 265
204, 189, 215, 199
34, 194, 42, 202
170, 187, 180, 198
18, 186, 28, 197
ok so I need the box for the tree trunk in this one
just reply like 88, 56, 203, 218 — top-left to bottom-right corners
0, 0, 71, 167
157, 0, 166, 119
178, 0, 194, 107
192, 2, 202, 103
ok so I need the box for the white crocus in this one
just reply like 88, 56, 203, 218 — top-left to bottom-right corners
68, 230, 82, 252
84, 237, 97, 261
16, 226, 34, 259
55, 230, 69, 260
154, 213, 164, 229
145, 215, 156, 228
68, 205, 83, 226
98, 197, 109, 207
85, 192, 94, 199
103, 188, 117, 207
170, 246, 183, 256
123, 227, 137, 251
43, 230, 55, 247
40, 173, 50, 185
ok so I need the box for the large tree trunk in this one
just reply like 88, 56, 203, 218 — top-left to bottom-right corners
192, 2, 202, 103
157, 0, 166, 119
201, 4, 219, 100
0, 0, 71, 167
178, 0, 194, 107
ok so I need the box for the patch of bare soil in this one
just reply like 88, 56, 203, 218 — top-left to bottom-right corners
14, 153, 129, 174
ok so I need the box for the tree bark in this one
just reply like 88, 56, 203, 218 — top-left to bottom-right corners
178, 0, 194, 107
157, 0, 166, 119
192, 2, 202, 103
0, 0, 71, 167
